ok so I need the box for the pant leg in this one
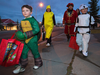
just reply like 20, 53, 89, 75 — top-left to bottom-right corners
76, 33, 83, 50
27, 39, 43, 67
82, 33, 90, 53
20, 58, 28, 68
27, 40, 40, 59
47, 36, 51, 44
20, 43, 30, 68
66, 34, 71, 41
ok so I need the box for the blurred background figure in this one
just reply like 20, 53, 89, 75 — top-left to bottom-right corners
63, 3, 78, 41
76, 8, 80, 15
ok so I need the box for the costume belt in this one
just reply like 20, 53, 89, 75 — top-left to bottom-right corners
65, 23, 75, 25
76, 26, 91, 34
77, 26, 90, 28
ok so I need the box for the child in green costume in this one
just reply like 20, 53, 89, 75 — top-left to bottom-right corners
13, 5, 43, 74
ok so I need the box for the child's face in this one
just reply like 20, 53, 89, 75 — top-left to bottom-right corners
47, 8, 51, 12
81, 8, 87, 14
22, 7, 32, 18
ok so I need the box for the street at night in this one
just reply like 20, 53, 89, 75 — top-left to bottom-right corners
0, 27, 100, 75
0, 0, 100, 75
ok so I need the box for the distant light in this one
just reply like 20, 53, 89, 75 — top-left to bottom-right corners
39, 22, 41, 24
39, 3, 44, 7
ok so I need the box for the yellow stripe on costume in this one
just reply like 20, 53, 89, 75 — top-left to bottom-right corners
21, 21, 33, 43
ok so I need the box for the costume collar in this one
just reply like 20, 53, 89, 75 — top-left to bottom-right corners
25, 16, 32, 19
82, 13, 87, 15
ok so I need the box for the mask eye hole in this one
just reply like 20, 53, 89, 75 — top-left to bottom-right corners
83, 6, 85, 8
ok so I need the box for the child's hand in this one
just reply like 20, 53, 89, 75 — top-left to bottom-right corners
42, 27, 45, 32
97, 23, 100, 27
41, 25, 44, 28
63, 24, 65, 27
43, 28, 45, 32
75, 31, 78, 33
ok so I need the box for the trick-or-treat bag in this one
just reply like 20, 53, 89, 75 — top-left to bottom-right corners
69, 36, 79, 50
0, 31, 24, 67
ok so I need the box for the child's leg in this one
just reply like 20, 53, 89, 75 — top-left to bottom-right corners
20, 43, 30, 68
13, 43, 29, 74
27, 42, 40, 58
76, 33, 83, 51
27, 41, 43, 69
46, 36, 52, 46
82, 33, 90, 55
47, 36, 52, 44
66, 34, 70, 41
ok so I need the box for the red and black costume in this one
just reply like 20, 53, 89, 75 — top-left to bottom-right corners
63, 3, 78, 41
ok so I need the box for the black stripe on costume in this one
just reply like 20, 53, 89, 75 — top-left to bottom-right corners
77, 26, 90, 28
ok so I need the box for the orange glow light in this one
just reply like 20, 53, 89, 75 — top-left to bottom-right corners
39, 3, 44, 7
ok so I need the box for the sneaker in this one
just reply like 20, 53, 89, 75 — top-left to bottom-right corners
13, 66, 25, 74
33, 65, 43, 70
82, 52, 88, 57
33, 57, 43, 70
46, 43, 50, 47
33, 65, 39, 70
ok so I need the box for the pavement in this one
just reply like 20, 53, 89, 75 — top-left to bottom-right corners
72, 34, 100, 75
0, 28, 100, 75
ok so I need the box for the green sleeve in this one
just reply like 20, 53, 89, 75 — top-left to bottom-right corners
31, 19, 40, 36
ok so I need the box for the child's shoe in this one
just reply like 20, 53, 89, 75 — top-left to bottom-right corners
33, 57, 43, 70
46, 43, 50, 47
13, 66, 25, 74
82, 52, 88, 57
33, 65, 40, 70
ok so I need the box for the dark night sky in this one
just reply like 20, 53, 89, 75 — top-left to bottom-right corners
0, 0, 100, 23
